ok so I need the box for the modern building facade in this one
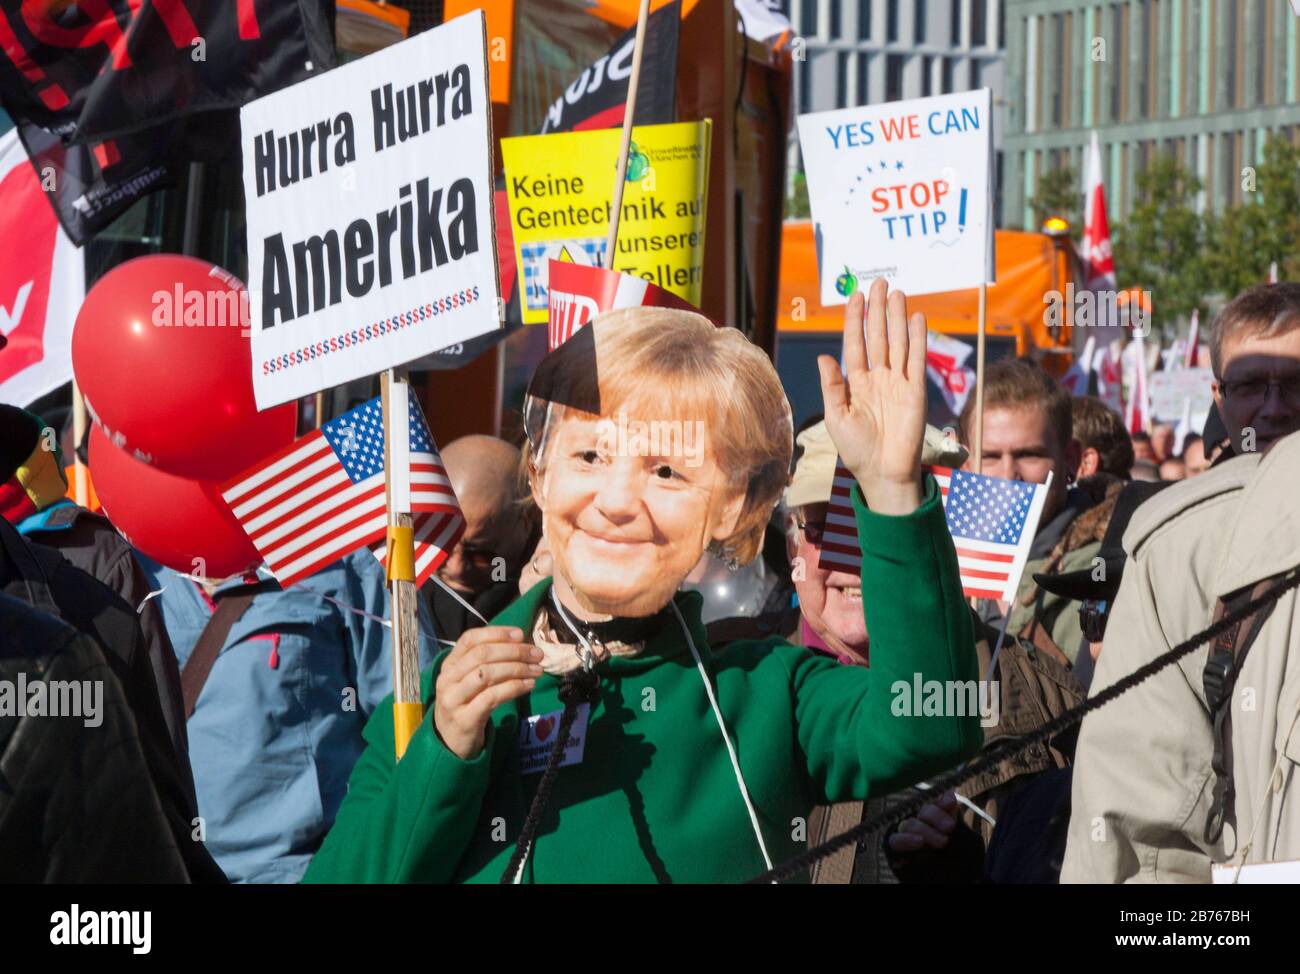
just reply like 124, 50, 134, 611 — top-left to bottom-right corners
1004, 0, 1300, 228
785, 0, 1009, 212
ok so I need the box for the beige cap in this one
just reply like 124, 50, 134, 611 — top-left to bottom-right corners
783, 421, 969, 509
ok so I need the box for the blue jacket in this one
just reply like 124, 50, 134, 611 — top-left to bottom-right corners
137, 551, 439, 883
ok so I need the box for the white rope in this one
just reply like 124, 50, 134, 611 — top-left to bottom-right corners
429, 572, 491, 626
671, 601, 774, 875
954, 792, 996, 828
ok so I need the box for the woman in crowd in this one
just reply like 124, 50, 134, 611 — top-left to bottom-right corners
304, 280, 980, 883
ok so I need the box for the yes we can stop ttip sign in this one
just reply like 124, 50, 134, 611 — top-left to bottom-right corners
796, 88, 995, 302
240, 11, 500, 410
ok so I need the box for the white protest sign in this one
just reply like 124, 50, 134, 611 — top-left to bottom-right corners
796, 89, 994, 302
241, 11, 500, 410
1149, 367, 1214, 428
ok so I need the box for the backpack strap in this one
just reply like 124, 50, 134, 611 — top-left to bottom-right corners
1202, 574, 1287, 844
180, 580, 279, 719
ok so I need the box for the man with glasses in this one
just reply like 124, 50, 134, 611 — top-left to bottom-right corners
1064, 283, 1300, 882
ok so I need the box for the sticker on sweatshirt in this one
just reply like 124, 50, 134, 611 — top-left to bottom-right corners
518, 703, 590, 775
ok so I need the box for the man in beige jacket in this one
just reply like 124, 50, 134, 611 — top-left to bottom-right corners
1064, 283, 1300, 882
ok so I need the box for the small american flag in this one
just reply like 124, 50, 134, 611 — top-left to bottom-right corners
221, 397, 464, 588
817, 461, 1048, 603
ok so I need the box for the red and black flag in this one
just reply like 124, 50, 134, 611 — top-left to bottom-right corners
0, 1, 336, 244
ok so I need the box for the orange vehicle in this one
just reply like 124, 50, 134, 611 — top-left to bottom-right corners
774, 221, 1079, 428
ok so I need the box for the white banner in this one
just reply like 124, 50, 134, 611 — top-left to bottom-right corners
0, 130, 85, 408
1149, 367, 1214, 430
796, 89, 994, 302
241, 11, 501, 409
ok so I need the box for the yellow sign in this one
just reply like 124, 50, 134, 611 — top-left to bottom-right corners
500, 120, 712, 323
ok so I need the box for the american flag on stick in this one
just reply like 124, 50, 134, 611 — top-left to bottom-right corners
221, 396, 464, 589
818, 461, 1049, 603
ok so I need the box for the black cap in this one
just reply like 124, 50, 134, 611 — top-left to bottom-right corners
1032, 480, 1172, 602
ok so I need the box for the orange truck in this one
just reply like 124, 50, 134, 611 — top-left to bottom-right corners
774, 220, 1078, 429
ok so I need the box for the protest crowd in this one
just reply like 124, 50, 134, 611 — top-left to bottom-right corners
4, 0, 1300, 900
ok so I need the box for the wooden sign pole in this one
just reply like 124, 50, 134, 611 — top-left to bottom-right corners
381, 367, 423, 759
71, 381, 89, 507
602, 0, 651, 269
972, 281, 987, 471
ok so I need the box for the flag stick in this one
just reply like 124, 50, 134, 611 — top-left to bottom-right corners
972, 281, 987, 470
602, 0, 651, 270
71, 381, 88, 507
381, 367, 423, 759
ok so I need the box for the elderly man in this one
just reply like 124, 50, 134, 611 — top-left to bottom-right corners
425, 435, 538, 641
1064, 282, 1300, 882
784, 421, 1083, 883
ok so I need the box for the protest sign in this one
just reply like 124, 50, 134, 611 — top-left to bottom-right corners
1150, 367, 1214, 430
240, 11, 500, 410
796, 89, 994, 302
500, 120, 711, 324
0, 129, 84, 407
547, 260, 696, 351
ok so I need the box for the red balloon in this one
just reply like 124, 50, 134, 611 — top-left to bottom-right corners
89, 424, 260, 579
72, 254, 295, 482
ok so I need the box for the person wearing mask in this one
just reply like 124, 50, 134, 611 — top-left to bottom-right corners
305, 283, 981, 884
426, 434, 538, 641
1064, 282, 1300, 882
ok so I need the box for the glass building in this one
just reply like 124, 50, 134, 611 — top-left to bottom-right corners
785, 0, 1008, 215
1004, 0, 1300, 228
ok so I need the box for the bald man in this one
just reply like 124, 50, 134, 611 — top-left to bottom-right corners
427, 435, 537, 639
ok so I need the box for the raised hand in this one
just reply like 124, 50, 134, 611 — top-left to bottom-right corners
434, 626, 543, 760
816, 278, 927, 516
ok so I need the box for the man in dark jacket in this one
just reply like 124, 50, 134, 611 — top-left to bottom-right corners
0, 516, 225, 882
0, 591, 191, 882
0, 404, 189, 776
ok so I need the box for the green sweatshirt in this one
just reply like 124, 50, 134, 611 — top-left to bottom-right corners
303, 478, 979, 883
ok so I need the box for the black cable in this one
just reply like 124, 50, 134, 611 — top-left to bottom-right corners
500, 668, 601, 883
747, 569, 1300, 884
